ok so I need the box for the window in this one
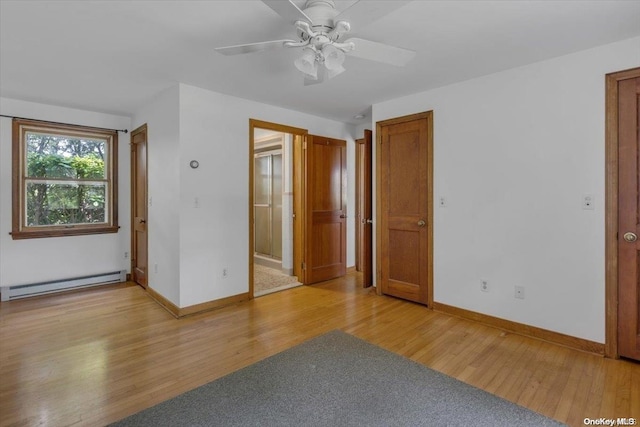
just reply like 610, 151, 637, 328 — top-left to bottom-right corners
12, 119, 118, 239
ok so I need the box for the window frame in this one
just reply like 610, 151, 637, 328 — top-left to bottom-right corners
11, 118, 119, 239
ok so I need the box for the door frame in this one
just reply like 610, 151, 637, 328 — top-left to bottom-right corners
375, 111, 434, 305
130, 123, 148, 288
605, 66, 640, 358
249, 119, 308, 298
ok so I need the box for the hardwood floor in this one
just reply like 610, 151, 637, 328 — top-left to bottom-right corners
1, 272, 638, 427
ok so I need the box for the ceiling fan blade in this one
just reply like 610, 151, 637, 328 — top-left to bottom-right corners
344, 38, 415, 66
215, 40, 295, 56
334, 0, 411, 33
261, 0, 313, 24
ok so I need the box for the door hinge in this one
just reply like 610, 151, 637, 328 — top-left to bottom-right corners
303, 138, 307, 150
302, 262, 306, 270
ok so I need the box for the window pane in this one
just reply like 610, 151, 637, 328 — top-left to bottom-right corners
26, 132, 107, 179
25, 181, 107, 226
254, 155, 271, 205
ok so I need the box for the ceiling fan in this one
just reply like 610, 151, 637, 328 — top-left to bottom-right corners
215, 0, 415, 85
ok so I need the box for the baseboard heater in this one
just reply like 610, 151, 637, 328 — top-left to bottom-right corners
0, 270, 126, 301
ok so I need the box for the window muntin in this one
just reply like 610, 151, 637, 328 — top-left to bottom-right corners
12, 119, 118, 239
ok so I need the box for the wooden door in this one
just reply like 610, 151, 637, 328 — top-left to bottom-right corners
377, 112, 433, 305
304, 135, 347, 284
356, 130, 373, 287
293, 134, 305, 282
617, 76, 640, 361
131, 125, 148, 288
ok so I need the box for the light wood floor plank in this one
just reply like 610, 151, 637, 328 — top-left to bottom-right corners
1, 273, 638, 427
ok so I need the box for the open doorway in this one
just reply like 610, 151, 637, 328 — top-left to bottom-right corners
249, 120, 307, 297
253, 129, 299, 296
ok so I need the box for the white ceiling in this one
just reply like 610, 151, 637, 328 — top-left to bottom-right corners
1, 1, 639, 125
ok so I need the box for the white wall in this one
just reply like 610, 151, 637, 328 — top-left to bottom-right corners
0, 98, 131, 287
372, 36, 640, 343
353, 123, 370, 139
132, 86, 181, 305
132, 83, 356, 308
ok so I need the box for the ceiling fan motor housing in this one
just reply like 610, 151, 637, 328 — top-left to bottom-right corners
302, 0, 338, 33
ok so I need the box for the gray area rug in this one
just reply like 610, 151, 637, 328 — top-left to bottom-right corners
111, 330, 565, 427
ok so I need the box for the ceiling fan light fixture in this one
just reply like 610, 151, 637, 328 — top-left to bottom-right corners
322, 44, 346, 78
294, 48, 319, 80
326, 64, 345, 79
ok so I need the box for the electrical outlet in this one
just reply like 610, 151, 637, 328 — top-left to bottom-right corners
124, 251, 129, 259
480, 280, 489, 292
515, 286, 525, 299
439, 197, 446, 207
222, 268, 228, 278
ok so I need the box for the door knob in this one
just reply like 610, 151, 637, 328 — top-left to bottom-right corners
139, 219, 146, 224
417, 220, 426, 227
366, 219, 373, 224
623, 232, 638, 242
